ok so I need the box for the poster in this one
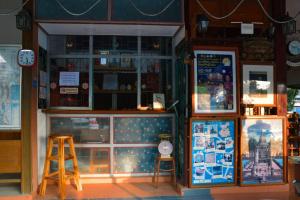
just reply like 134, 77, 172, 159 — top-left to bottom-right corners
241, 118, 284, 185
191, 119, 235, 186
193, 49, 237, 114
0, 46, 21, 129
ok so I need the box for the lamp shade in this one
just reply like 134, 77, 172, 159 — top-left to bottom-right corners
16, 9, 32, 31
197, 14, 209, 33
282, 14, 296, 35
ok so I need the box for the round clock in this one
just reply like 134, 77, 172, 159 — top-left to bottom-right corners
17, 49, 35, 67
158, 140, 173, 157
288, 40, 300, 56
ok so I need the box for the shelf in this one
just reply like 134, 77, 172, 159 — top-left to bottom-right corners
94, 89, 137, 94
94, 65, 136, 72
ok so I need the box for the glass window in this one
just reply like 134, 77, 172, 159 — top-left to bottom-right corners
93, 56, 138, 110
141, 36, 172, 56
141, 59, 173, 108
50, 117, 110, 144
49, 35, 89, 55
0, 46, 21, 129
93, 36, 137, 56
51, 147, 110, 174
49, 58, 90, 107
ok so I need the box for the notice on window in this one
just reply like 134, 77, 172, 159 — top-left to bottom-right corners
59, 72, 79, 86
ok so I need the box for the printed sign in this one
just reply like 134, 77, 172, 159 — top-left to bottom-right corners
191, 119, 235, 186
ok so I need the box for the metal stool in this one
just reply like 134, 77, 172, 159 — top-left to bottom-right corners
153, 156, 176, 188
39, 134, 82, 199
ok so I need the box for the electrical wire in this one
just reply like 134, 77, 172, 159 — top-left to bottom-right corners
196, 0, 246, 20
55, 0, 102, 16
128, 0, 176, 17
0, 0, 30, 16
256, 0, 300, 24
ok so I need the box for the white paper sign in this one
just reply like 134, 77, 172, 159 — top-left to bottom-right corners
59, 72, 79, 86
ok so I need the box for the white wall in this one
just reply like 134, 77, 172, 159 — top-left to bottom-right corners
37, 28, 48, 183
0, 0, 22, 44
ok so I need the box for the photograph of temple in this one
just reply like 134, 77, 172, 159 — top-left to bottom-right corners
241, 119, 283, 184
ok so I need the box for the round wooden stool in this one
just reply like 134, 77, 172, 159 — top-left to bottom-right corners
39, 134, 82, 199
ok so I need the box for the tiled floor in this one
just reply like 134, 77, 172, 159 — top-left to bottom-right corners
0, 183, 291, 200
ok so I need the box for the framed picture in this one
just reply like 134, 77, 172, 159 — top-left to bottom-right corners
242, 64, 275, 106
193, 47, 238, 115
240, 117, 286, 185
153, 93, 165, 110
190, 118, 237, 187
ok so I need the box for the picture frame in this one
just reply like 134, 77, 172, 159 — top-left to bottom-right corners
192, 47, 238, 115
240, 116, 286, 186
153, 93, 165, 110
189, 117, 237, 187
242, 64, 275, 106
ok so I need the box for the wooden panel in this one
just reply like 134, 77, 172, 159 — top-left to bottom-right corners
0, 140, 21, 173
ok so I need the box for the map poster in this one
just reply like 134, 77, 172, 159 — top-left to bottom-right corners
190, 118, 236, 186
241, 117, 284, 185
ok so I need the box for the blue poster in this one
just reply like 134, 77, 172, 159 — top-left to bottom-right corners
194, 50, 236, 114
191, 119, 235, 186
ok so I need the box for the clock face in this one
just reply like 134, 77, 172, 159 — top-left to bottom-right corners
288, 40, 300, 56
17, 49, 35, 67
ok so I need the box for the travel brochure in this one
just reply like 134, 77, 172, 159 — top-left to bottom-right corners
191, 119, 235, 186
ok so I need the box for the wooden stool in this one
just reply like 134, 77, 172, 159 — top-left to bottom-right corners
39, 135, 82, 199
153, 156, 176, 188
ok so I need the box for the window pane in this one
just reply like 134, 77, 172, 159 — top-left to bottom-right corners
0, 46, 21, 129
141, 36, 172, 56
93, 36, 137, 55
49, 35, 89, 55
49, 58, 89, 107
50, 117, 110, 144
51, 147, 110, 174
141, 59, 172, 108
93, 58, 137, 110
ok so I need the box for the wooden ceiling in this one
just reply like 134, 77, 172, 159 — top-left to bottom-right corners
186, 0, 272, 39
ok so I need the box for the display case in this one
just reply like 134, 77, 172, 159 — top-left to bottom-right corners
48, 113, 174, 176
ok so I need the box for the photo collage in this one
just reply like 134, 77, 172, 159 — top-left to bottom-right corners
191, 120, 235, 186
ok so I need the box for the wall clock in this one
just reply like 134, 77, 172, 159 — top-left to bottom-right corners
17, 49, 35, 67
288, 40, 300, 56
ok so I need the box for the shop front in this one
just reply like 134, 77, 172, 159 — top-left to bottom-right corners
33, 0, 185, 190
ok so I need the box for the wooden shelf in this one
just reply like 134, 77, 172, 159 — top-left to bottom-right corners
94, 89, 137, 94
94, 65, 136, 72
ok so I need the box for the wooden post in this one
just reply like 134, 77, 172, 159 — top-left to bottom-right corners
21, 0, 38, 194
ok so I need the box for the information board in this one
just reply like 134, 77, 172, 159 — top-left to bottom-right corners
190, 118, 236, 186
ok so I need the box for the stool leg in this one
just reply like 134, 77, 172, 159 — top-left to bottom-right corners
39, 137, 54, 196
58, 138, 66, 199
156, 159, 161, 188
68, 137, 82, 191
172, 158, 176, 186
152, 158, 157, 184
